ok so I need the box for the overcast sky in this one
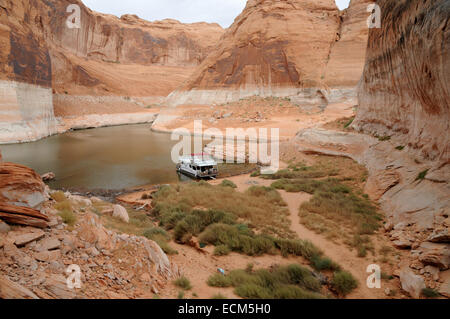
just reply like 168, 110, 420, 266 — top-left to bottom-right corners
82, 0, 352, 28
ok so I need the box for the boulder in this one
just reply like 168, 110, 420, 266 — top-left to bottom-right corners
41, 172, 55, 182
34, 250, 61, 262
428, 228, 450, 243
113, 205, 129, 223
418, 242, 450, 270
400, 268, 426, 299
78, 214, 115, 251
439, 270, 450, 298
0, 220, 11, 233
14, 230, 45, 247
0, 163, 47, 208
0, 276, 39, 299
0, 203, 50, 228
36, 237, 61, 252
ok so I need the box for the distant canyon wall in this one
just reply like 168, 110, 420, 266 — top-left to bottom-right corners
353, 0, 450, 163
0, 80, 56, 144
167, 0, 372, 106
0, 0, 223, 143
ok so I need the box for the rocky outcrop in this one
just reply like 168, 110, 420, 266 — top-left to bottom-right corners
353, 0, 450, 163
0, 193, 180, 299
0, 163, 48, 208
167, 0, 370, 106
400, 268, 426, 299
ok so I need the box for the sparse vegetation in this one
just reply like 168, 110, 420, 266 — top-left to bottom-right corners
211, 293, 227, 299
214, 245, 231, 256
344, 117, 354, 128
143, 227, 177, 255
421, 288, 440, 298
207, 264, 324, 299
415, 169, 429, 181
58, 208, 77, 226
331, 271, 358, 296
51, 191, 67, 202
220, 179, 237, 188
217, 163, 259, 178
174, 276, 192, 290
152, 182, 291, 238
54, 200, 77, 226
377, 135, 391, 141
395, 145, 405, 151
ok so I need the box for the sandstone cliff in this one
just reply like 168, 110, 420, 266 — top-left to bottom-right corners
353, 0, 450, 163
167, 0, 370, 106
0, 0, 223, 143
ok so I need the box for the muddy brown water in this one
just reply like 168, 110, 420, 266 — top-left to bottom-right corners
1, 124, 189, 190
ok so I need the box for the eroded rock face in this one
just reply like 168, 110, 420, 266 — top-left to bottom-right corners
0, 163, 47, 208
353, 0, 450, 163
167, 0, 371, 106
0, 0, 224, 143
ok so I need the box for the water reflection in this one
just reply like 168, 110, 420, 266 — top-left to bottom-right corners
1, 124, 181, 190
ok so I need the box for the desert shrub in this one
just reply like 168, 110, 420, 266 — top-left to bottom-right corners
173, 210, 236, 244
143, 227, 170, 241
310, 255, 340, 271
214, 245, 231, 256
250, 171, 260, 177
174, 276, 192, 290
199, 224, 276, 256
142, 227, 177, 255
344, 117, 354, 128
207, 274, 232, 288
58, 209, 77, 226
208, 264, 323, 299
415, 169, 429, 181
151, 183, 291, 237
274, 238, 322, 260
55, 200, 76, 226
331, 271, 358, 296
245, 186, 286, 206
421, 288, 440, 298
51, 191, 67, 202
220, 180, 237, 188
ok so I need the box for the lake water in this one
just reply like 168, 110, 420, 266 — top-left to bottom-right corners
0, 124, 183, 190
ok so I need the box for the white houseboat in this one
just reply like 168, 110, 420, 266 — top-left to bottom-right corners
176, 154, 218, 179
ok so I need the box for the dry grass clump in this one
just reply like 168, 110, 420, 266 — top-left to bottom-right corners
54, 200, 77, 226
174, 276, 192, 290
266, 157, 381, 254
152, 182, 291, 238
207, 264, 324, 299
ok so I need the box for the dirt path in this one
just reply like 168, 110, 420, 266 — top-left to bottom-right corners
278, 190, 387, 299
211, 174, 390, 299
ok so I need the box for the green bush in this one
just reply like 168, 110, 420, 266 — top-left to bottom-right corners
211, 293, 228, 299
173, 210, 236, 244
274, 238, 322, 260
415, 169, 429, 181
142, 227, 177, 255
220, 180, 237, 188
421, 288, 440, 298
208, 264, 324, 299
199, 224, 276, 256
207, 274, 232, 287
311, 255, 340, 271
214, 245, 231, 256
331, 271, 358, 296
174, 276, 192, 290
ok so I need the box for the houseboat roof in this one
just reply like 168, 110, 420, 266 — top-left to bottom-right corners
179, 154, 217, 167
